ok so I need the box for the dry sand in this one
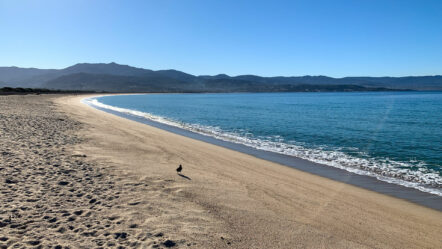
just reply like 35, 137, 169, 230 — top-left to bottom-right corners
1, 95, 200, 248
1, 94, 441, 248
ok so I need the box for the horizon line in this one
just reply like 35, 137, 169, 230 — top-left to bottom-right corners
1, 62, 441, 79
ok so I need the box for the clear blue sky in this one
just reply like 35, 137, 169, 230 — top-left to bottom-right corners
1, 0, 441, 77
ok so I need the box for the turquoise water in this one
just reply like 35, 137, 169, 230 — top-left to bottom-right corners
88, 92, 442, 195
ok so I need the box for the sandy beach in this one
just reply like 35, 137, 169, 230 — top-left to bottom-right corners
1, 94, 441, 248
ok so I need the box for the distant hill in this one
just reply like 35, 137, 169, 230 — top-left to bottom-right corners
0, 62, 440, 92
44, 72, 191, 92
0, 67, 57, 87
0, 87, 96, 95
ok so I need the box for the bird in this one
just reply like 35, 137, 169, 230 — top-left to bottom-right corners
176, 164, 182, 173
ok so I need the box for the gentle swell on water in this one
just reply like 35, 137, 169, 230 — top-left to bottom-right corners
83, 97, 442, 196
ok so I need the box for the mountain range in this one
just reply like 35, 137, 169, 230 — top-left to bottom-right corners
0, 62, 441, 92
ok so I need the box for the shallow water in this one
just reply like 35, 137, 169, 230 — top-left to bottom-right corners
88, 92, 442, 195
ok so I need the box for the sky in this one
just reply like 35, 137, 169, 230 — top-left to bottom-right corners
1, 0, 441, 77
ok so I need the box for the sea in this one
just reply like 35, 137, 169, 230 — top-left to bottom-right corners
85, 92, 442, 196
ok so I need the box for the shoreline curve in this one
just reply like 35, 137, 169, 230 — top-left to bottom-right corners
83, 94, 442, 211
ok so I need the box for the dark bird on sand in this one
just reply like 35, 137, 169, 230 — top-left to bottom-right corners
176, 164, 182, 173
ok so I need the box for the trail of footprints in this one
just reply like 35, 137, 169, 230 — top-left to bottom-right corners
0, 96, 189, 248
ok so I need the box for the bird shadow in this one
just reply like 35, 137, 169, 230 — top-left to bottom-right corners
178, 173, 191, 180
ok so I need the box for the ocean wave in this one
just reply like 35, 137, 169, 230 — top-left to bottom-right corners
83, 97, 442, 196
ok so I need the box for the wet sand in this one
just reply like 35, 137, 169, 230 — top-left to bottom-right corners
1, 94, 441, 248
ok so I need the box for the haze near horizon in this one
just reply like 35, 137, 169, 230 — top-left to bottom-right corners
1, 0, 441, 77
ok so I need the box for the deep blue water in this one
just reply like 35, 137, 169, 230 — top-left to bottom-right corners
88, 92, 442, 195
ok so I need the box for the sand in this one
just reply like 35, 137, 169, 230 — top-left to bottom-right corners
1, 94, 441, 248
1, 95, 220, 248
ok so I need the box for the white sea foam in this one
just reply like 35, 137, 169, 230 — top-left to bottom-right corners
83, 97, 442, 196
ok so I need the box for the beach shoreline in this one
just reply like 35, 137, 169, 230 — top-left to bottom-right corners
50, 94, 442, 248
83, 94, 442, 210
